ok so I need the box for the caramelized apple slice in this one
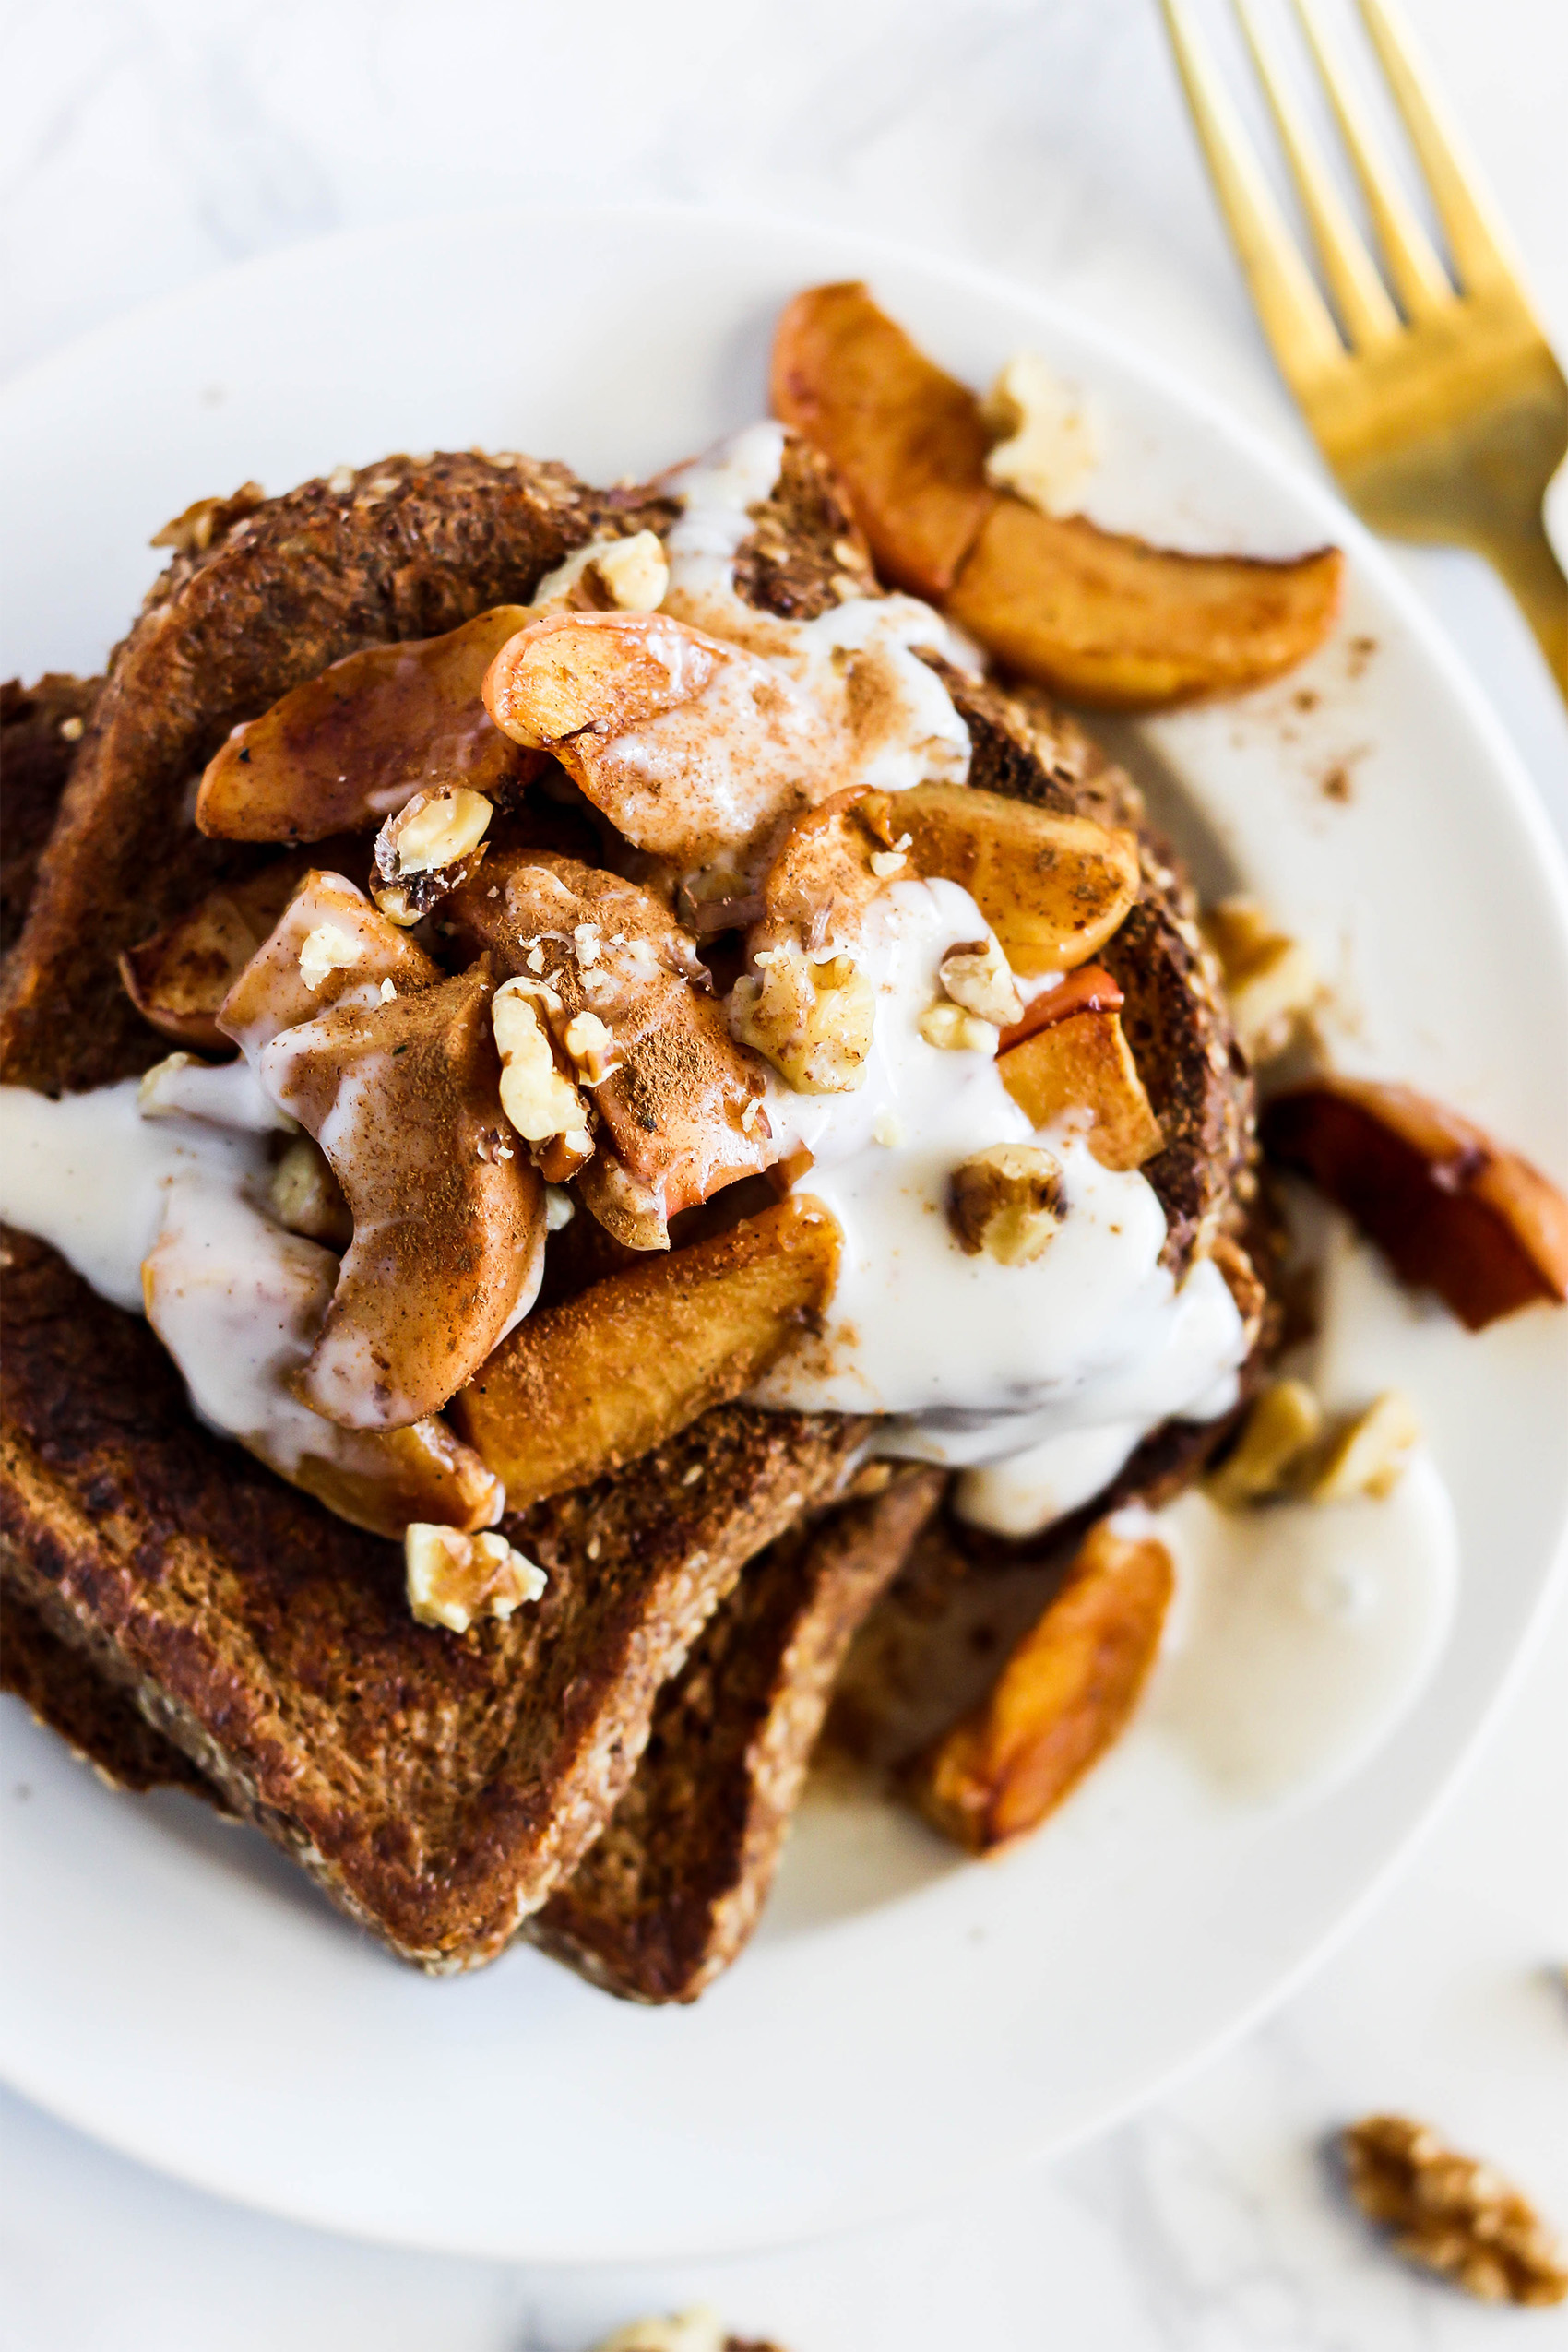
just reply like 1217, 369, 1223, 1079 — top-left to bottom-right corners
218, 872, 440, 1061
260, 964, 544, 1430
946, 503, 1345, 710
453, 1196, 841, 1508
196, 605, 538, 842
995, 961, 1123, 1052
1262, 1076, 1568, 1332
770, 280, 995, 600
143, 1189, 504, 1539
484, 609, 836, 867
892, 782, 1140, 977
770, 281, 1343, 708
118, 849, 367, 1051
998, 1007, 1164, 1170
908, 1521, 1173, 1851
445, 849, 773, 1244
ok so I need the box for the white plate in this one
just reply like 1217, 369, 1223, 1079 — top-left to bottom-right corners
3, 204, 1566, 2264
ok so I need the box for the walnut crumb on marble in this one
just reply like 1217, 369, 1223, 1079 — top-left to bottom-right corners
1343, 2114, 1568, 2306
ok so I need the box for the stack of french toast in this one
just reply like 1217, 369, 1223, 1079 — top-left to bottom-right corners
4, 286, 1562, 2003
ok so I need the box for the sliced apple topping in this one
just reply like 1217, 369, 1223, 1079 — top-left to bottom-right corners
257, 963, 544, 1431
218, 872, 440, 1060
483, 609, 837, 870
998, 1006, 1164, 1170
890, 782, 1140, 978
446, 849, 772, 1246
1264, 1077, 1568, 1331
772, 281, 1343, 708
907, 1520, 1174, 1852
453, 1196, 841, 1509
196, 604, 538, 843
118, 857, 330, 1053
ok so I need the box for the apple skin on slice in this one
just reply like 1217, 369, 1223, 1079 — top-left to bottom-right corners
998, 1006, 1165, 1170
1262, 1076, 1568, 1332
907, 1521, 1174, 1853
892, 781, 1140, 977
453, 1196, 841, 1510
770, 281, 1343, 709
196, 605, 538, 842
945, 500, 1345, 711
771, 279, 994, 601
118, 847, 364, 1051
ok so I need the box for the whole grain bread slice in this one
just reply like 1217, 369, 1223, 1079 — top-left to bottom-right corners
529, 1467, 945, 2002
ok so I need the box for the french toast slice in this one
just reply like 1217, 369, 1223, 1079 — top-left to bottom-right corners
0, 432, 1264, 1986
529, 1467, 944, 2002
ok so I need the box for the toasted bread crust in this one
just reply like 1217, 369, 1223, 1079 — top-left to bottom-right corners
530, 1467, 944, 2002
0, 454, 664, 1094
1, 1225, 862, 1964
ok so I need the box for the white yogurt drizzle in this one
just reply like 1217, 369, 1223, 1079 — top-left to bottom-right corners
658, 423, 977, 802
0, 1065, 401, 1487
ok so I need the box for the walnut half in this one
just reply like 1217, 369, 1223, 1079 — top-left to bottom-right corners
1344, 2115, 1568, 2306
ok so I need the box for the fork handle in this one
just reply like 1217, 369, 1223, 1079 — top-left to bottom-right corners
1478, 515, 1568, 704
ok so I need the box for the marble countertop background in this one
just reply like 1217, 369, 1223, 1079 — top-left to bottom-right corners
2, 3, 1565, 2346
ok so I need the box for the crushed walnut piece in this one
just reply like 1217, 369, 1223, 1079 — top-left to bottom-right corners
938, 933, 1024, 1028
405, 1524, 546, 1635
529, 529, 670, 616
372, 785, 493, 926
269, 1135, 353, 1248
1343, 2115, 1568, 2306
298, 922, 364, 992
1207, 1383, 1420, 1509
981, 353, 1100, 515
1203, 895, 1317, 1063
918, 1001, 998, 1054
732, 943, 874, 1095
950, 1143, 1064, 1265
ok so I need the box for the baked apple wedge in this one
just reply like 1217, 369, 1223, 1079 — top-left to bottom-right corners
196, 604, 537, 841
453, 1195, 841, 1509
892, 782, 1140, 976
907, 1520, 1174, 1853
260, 964, 545, 1430
1262, 1077, 1568, 1332
120, 859, 317, 1051
998, 1006, 1165, 1170
772, 281, 1343, 708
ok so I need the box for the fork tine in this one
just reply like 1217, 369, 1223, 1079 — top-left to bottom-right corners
1233, 0, 1398, 349
1357, 0, 1523, 296
1159, 0, 1344, 391
1292, 0, 1452, 318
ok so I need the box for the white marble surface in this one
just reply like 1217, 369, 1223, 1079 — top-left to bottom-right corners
2, 2, 1566, 2346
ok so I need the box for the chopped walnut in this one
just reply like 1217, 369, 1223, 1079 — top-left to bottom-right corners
562, 1009, 620, 1084
981, 354, 1100, 515
529, 529, 670, 616
1344, 2115, 1568, 2306
950, 1143, 1065, 1265
918, 1001, 998, 1054
731, 943, 874, 1095
1203, 896, 1317, 1063
1208, 1382, 1420, 1508
298, 922, 364, 992
1308, 1389, 1420, 1502
405, 1523, 546, 1634
372, 786, 493, 926
938, 934, 1024, 1027
1206, 1379, 1324, 1508
492, 980, 593, 1170
268, 1136, 353, 1248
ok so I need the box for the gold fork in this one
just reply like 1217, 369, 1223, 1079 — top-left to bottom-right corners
1159, 0, 1567, 700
